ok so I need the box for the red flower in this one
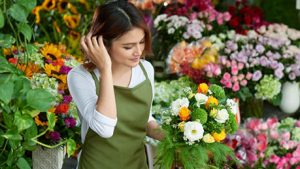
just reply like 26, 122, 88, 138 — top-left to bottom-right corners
55, 103, 69, 114
8, 58, 18, 65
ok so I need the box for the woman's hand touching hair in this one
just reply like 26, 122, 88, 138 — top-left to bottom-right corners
80, 32, 112, 73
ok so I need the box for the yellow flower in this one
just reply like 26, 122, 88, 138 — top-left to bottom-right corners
209, 108, 218, 118
201, 39, 212, 48
55, 74, 67, 84
42, 0, 56, 11
212, 129, 226, 142
41, 43, 62, 61
3, 48, 11, 56
178, 121, 185, 132
197, 83, 208, 94
79, 0, 90, 10
57, 0, 68, 13
178, 107, 190, 121
63, 14, 81, 29
34, 112, 48, 126
205, 96, 218, 109
202, 133, 215, 143
32, 6, 43, 24
44, 63, 60, 76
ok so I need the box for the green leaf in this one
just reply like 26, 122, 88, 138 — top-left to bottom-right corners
25, 44, 38, 54
26, 89, 54, 112
0, 129, 4, 147
2, 128, 22, 140
7, 150, 14, 166
17, 23, 32, 41
47, 112, 56, 131
2, 112, 13, 128
0, 33, 16, 48
67, 139, 76, 157
14, 111, 33, 132
16, 0, 37, 12
8, 4, 28, 23
0, 79, 14, 104
22, 139, 36, 151
24, 122, 37, 139
17, 157, 31, 169
0, 9, 4, 28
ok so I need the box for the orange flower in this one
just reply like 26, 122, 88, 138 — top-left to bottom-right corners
34, 112, 48, 126
57, 0, 68, 13
212, 129, 226, 142
205, 96, 218, 109
44, 63, 60, 76
55, 103, 69, 114
17, 63, 40, 78
178, 107, 191, 121
63, 14, 81, 29
79, 0, 90, 10
197, 83, 208, 94
54, 74, 67, 84
3, 48, 12, 56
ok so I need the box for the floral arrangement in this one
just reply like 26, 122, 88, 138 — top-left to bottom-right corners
31, 0, 103, 55
166, 39, 219, 83
3, 43, 81, 155
225, 117, 300, 169
226, 0, 267, 34
155, 82, 239, 168
153, 6, 231, 61
203, 30, 300, 102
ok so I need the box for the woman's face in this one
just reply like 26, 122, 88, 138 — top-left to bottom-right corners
109, 27, 145, 68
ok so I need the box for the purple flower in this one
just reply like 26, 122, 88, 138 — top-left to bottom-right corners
270, 61, 279, 69
274, 69, 284, 79
63, 95, 72, 104
59, 65, 72, 74
255, 44, 265, 54
252, 70, 262, 81
64, 117, 76, 128
49, 131, 61, 142
259, 56, 269, 67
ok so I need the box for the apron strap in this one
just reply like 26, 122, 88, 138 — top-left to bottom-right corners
138, 62, 149, 80
89, 70, 99, 96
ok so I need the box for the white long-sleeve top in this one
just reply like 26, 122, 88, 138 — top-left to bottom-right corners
67, 60, 156, 143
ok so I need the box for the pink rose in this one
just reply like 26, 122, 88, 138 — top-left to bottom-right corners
238, 62, 244, 70
223, 72, 231, 81
223, 12, 231, 21
246, 72, 253, 80
231, 75, 238, 82
238, 74, 245, 81
240, 79, 248, 86
225, 81, 232, 88
231, 65, 239, 75
232, 82, 240, 92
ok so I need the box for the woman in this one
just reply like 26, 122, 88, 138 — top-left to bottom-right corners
67, 0, 163, 169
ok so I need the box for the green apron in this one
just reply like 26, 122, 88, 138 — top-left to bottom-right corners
78, 62, 152, 169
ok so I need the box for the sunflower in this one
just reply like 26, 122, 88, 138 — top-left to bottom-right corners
57, 0, 68, 13
32, 6, 43, 24
79, 0, 90, 10
68, 30, 80, 49
63, 14, 81, 29
41, 44, 62, 61
17, 63, 40, 78
34, 112, 48, 126
42, 0, 56, 11
44, 63, 61, 76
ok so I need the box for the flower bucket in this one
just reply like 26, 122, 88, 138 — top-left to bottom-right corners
240, 98, 264, 118
32, 146, 66, 169
279, 81, 300, 114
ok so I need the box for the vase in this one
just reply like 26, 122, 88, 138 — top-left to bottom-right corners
32, 146, 66, 169
240, 98, 264, 118
279, 81, 300, 114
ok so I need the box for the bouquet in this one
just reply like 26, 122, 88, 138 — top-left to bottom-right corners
155, 82, 239, 168
3, 43, 81, 156
225, 117, 300, 169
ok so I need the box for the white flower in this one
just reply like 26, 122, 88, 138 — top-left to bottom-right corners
226, 99, 238, 115
215, 109, 229, 123
154, 14, 167, 27
194, 93, 208, 107
184, 121, 204, 143
168, 28, 175, 34
171, 98, 189, 115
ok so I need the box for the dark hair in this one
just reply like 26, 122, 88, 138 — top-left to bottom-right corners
83, 0, 152, 70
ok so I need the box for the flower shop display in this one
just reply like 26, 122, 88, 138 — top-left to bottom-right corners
3, 43, 81, 157
225, 117, 300, 169
155, 82, 239, 168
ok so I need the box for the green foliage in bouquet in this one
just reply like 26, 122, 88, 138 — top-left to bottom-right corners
155, 82, 239, 169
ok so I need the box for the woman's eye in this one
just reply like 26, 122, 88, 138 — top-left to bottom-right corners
140, 40, 145, 44
124, 47, 132, 50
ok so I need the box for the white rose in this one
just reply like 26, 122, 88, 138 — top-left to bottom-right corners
184, 121, 204, 143
226, 99, 238, 115
171, 98, 189, 116
194, 93, 208, 107
215, 109, 229, 123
